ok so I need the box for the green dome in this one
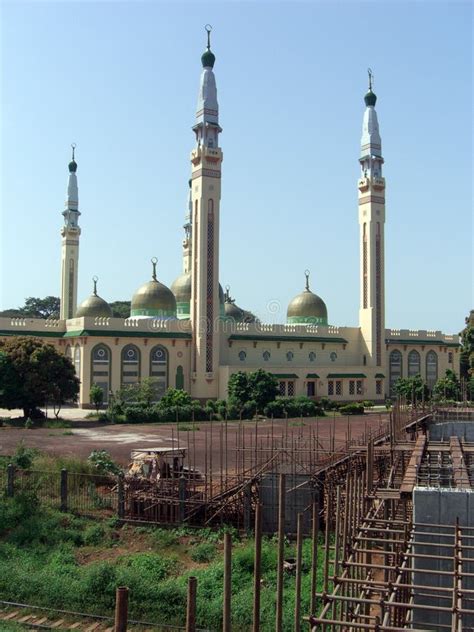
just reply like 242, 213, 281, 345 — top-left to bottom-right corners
76, 293, 112, 318
68, 159, 77, 173
364, 88, 377, 107
201, 49, 215, 68
287, 273, 328, 325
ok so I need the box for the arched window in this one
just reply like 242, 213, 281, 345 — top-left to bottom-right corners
262, 350, 271, 362
238, 350, 247, 362
121, 345, 140, 386
389, 350, 403, 394
426, 351, 438, 389
91, 344, 111, 404
286, 351, 294, 362
150, 345, 168, 400
330, 352, 337, 362
408, 350, 421, 377
74, 345, 81, 377
309, 351, 316, 362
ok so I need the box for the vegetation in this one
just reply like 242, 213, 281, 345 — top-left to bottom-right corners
227, 369, 279, 414
433, 369, 460, 401
0, 492, 327, 631
0, 337, 79, 418
0, 296, 60, 319
460, 311, 474, 399
394, 375, 429, 404
339, 402, 365, 415
89, 384, 104, 412
109, 300, 131, 318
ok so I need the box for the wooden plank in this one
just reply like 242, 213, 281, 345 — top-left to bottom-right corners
2, 611, 20, 620
68, 623, 83, 629
400, 434, 427, 495
50, 620, 66, 629
85, 623, 102, 631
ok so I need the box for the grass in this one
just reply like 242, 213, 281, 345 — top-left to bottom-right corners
177, 423, 200, 431
0, 495, 329, 631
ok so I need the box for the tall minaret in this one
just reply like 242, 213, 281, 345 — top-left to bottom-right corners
60, 145, 81, 320
190, 26, 223, 399
358, 71, 385, 367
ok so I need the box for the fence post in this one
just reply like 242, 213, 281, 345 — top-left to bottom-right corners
275, 473, 286, 632
117, 473, 125, 519
223, 531, 232, 632
60, 468, 68, 512
252, 503, 262, 632
179, 475, 187, 523
114, 586, 129, 632
186, 576, 197, 632
7, 464, 14, 498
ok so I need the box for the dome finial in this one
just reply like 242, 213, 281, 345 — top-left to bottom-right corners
92, 275, 98, 296
305, 269, 310, 291
151, 257, 158, 281
68, 143, 78, 173
364, 68, 377, 106
201, 25, 216, 68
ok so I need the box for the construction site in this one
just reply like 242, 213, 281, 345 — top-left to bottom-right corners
2, 404, 474, 631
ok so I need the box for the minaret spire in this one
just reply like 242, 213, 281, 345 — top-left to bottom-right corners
60, 144, 82, 320
358, 71, 386, 374
190, 26, 223, 399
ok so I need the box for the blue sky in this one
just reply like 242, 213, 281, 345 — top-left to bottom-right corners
0, 1, 472, 333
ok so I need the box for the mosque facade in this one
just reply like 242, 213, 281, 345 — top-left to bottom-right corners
0, 34, 460, 407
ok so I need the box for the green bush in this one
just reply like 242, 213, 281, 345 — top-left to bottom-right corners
190, 542, 217, 563
363, 400, 374, 408
339, 403, 365, 415
10, 442, 39, 469
87, 450, 121, 476
318, 397, 340, 411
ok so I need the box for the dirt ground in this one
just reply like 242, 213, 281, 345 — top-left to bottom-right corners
0, 411, 389, 472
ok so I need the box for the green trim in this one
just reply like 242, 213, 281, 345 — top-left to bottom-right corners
0, 330, 63, 338
306, 373, 320, 378
287, 316, 328, 326
63, 329, 192, 339
327, 373, 367, 379
130, 308, 176, 318
386, 338, 459, 348
271, 373, 299, 379
375, 373, 385, 378
229, 334, 347, 344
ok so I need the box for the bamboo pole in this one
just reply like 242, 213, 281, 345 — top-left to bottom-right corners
186, 577, 197, 632
253, 503, 262, 632
223, 531, 232, 632
294, 512, 303, 632
276, 473, 286, 632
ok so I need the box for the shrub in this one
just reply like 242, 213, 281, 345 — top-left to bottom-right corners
190, 542, 216, 563
339, 403, 364, 415
87, 450, 121, 476
363, 400, 374, 408
11, 442, 39, 469
318, 397, 339, 411
83, 524, 107, 546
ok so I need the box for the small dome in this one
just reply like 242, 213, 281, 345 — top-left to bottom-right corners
287, 272, 328, 325
201, 48, 215, 69
76, 277, 112, 318
225, 300, 245, 321
131, 259, 176, 318
68, 159, 77, 173
171, 272, 225, 319
364, 88, 377, 107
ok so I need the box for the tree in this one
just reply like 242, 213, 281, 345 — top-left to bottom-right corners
0, 296, 60, 319
89, 384, 104, 412
460, 310, 474, 398
0, 336, 79, 418
227, 369, 278, 414
433, 369, 460, 401
109, 301, 131, 318
160, 387, 192, 408
394, 375, 429, 404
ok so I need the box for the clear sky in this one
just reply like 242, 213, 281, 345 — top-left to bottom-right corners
0, 1, 472, 333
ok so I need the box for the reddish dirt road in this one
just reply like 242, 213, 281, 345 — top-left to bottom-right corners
0, 413, 388, 472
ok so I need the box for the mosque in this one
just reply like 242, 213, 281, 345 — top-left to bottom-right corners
0, 31, 459, 407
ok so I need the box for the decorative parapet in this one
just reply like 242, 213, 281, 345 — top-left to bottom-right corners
234, 322, 341, 337
386, 328, 459, 347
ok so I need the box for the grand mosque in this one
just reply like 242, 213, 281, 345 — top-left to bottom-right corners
0, 31, 459, 406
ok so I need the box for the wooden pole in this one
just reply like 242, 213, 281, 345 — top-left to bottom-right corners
276, 473, 286, 632
294, 512, 303, 632
223, 531, 232, 632
310, 500, 319, 615
253, 503, 262, 632
114, 586, 129, 632
186, 576, 197, 632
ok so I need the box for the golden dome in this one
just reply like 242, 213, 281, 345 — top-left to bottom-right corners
287, 271, 328, 325
131, 259, 177, 318
76, 277, 112, 318
170, 271, 225, 319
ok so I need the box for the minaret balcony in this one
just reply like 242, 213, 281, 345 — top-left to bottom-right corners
372, 177, 385, 191
190, 147, 202, 166
358, 177, 370, 192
